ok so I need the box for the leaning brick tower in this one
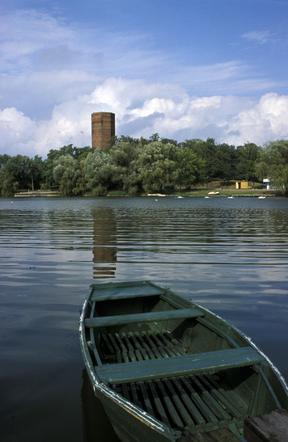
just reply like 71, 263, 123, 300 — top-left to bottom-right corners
91, 112, 115, 150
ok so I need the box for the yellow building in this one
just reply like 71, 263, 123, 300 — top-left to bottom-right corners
235, 180, 250, 189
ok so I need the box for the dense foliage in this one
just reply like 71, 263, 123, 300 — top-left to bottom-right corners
0, 137, 288, 196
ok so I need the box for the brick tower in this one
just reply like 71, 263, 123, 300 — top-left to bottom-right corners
91, 112, 115, 150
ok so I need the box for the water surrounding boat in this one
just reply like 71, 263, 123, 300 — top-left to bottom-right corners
1, 196, 288, 442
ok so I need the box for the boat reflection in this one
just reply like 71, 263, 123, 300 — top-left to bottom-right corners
92, 208, 117, 279
81, 370, 119, 442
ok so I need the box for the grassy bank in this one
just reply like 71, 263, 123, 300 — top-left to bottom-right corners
178, 188, 276, 197
105, 187, 277, 198
12, 185, 280, 198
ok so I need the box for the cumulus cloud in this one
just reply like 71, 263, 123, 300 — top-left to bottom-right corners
0, 9, 282, 116
1, 79, 288, 156
225, 93, 288, 145
0, 108, 37, 153
0, 9, 287, 155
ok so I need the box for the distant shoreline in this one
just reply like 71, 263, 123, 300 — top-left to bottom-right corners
14, 190, 61, 198
10, 189, 282, 198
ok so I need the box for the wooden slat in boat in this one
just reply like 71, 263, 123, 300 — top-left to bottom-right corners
113, 372, 247, 432
198, 375, 242, 418
97, 347, 263, 384
80, 280, 288, 442
181, 376, 219, 424
85, 307, 204, 328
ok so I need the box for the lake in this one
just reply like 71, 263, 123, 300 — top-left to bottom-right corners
1, 196, 288, 441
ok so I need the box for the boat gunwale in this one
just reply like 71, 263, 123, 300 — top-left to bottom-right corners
197, 303, 288, 397
79, 297, 180, 439
89, 280, 159, 290
80, 280, 288, 438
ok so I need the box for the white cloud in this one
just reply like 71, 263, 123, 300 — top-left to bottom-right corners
0, 108, 36, 153
0, 8, 282, 118
1, 80, 288, 156
0, 9, 287, 155
224, 93, 288, 145
242, 31, 273, 45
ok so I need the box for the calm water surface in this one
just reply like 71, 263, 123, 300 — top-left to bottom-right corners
1, 197, 288, 441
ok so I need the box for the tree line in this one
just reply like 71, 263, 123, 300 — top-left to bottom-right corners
0, 136, 288, 196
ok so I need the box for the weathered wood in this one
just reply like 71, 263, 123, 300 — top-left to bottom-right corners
179, 427, 239, 441
157, 380, 184, 428
90, 280, 153, 289
91, 287, 163, 302
181, 377, 218, 423
85, 307, 204, 328
199, 375, 242, 418
244, 409, 288, 442
80, 280, 288, 441
90, 280, 165, 301
97, 347, 263, 384
192, 376, 230, 421
89, 302, 102, 365
165, 379, 194, 425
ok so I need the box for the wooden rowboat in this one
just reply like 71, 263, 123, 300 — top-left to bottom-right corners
79, 281, 288, 441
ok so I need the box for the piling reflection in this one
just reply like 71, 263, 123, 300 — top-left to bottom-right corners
81, 370, 119, 442
92, 208, 117, 279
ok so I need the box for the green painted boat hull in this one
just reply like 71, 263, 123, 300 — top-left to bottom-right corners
101, 395, 177, 442
80, 281, 288, 442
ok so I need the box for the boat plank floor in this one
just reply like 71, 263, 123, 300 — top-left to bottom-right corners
81, 281, 288, 442
101, 330, 186, 363
107, 330, 247, 433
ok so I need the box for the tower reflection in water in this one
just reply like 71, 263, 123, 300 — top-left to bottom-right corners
92, 208, 117, 279
81, 207, 119, 441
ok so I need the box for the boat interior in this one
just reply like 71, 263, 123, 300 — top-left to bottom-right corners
83, 282, 287, 438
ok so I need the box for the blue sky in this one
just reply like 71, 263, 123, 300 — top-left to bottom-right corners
1, 0, 288, 155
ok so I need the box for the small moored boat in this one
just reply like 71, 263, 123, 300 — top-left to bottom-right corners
80, 281, 288, 441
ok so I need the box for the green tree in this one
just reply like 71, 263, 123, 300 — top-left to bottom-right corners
53, 155, 85, 196
84, 150, 117, 195
176, 147, 204, 188
132, 141, 180, 193
255, 161, 269, 182
236, 143, 261, 181
110, 141, 142, 193
260, 141, 288, 194
214, 144, 237, 180
43, 145, 89, 189
182, 138, 218, 180
0, 155, 41, 195
30, 156, 44, 190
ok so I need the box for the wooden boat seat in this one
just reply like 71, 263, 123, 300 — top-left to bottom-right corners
90, 281, 164, 302
97, 347, 263, 384
85, 307, 204, 328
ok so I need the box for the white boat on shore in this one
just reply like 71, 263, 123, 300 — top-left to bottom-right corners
147, 194, 166, 197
